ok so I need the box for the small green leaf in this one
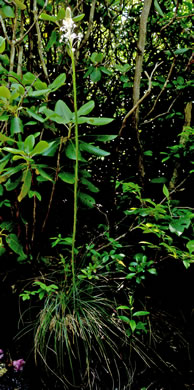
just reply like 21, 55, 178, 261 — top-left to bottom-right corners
186, 240, 194, 254
174, 48, 190, 55
72, 13, 85, 22
10, 117, 23, 134
45, 30, 57, 51
118, 315, 131, 325
151, 177, 167, 184
30, 141, 49, 156
90, 52, 104, 64
26, 108, 45, 123
100, 66, 112, 75
24, 135, 35, 154
57, 7, 66, 20
2, 5, 15, 18
90, 68, 101, 82
28, 89, 51, 97
81, 177, 99, 193
80, 142, 110, 157
79, 192, 96, 208
78, 101, 95, 116
116, 306, 130, 310
129, 319, 136, 332
0, 86, 10, 99
14, 0, 26, 10
94, 135, 117, 142
132, 311, 150, 317
6, 233, 27, 259
55, 100, 73, 122
22, 72, 36, 85
0, 37, 5, 54
49, 73, 66, 91
39, 13, 58, 23
163, 184, 169, 198
85, 117, 114, 126
65, 143, 86, 161
58, 171, 75, 184
18, 169, 32, 202
154, 0, 164, 17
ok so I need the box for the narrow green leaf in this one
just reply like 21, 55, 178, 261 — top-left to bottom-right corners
151, 177, 167, 183
80, 142, 110, 157
0, 37, 5, 54
45, 30, 57, 51
18, 169, 32, 202
39, 13, 57, 23
26, 108, 45, 123
81, 177, 99, 193
100, 66, 112, 75
132, 311, 150, 317
36, 168, 54, 182
85, 117, 114, 126
94, 135, 117, 142
72, 13, 85, 22
163, 184, 169, 198
28, 89, 51, 97
77, 101, 95, 116
116, 306, 130, 310
154, 0, 164, 17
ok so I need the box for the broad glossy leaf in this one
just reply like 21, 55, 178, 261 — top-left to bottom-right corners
0, 115, 9, 121
22, 72, 36, 85
77, 101, 95, 116
55, 100, 73, 122
65, 143, 86, 161
129, 319, 136, 332
57, 8, 66, 20
58, 171, 75, 184
24, 135, 35, 154
42, 108, 67, 124
0, 37, 5, 54
2, 5, 15, 18
18, 169, 32, 202
80, 142, 110, 157
49, 73, 66, 91
0, 86, 10, 99
3, 147, 25, 155
10, 117, 23, 135
79, 192, 96, 208
30, 141, 49, 156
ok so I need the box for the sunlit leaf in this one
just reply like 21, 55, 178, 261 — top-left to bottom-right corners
77, 101, 95, 116
0, 86, 10, 99
30, 141, 49, 156
18, 169, 32, 202
0, 37, 5, 53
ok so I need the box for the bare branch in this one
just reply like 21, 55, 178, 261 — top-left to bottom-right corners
119, 62, 162, 137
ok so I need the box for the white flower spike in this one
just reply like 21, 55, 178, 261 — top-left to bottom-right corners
60, 7, 83, 45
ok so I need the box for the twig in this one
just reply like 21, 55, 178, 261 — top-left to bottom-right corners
143, 57, 176, 120
141, 92, 181, 126
119, 62, 162, 137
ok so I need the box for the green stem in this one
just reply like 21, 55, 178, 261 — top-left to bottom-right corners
71, 43, 79, 294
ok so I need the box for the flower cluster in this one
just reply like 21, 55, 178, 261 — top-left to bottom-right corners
0, 349, 25, 372
60, 7, 82, 46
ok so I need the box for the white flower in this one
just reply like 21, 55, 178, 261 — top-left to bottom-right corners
60, 7, 82, 45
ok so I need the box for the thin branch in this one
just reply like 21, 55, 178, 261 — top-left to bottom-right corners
141, 92, 181, 126
33, 0, 49, 80
0, 15, 11, 44
119, 62, 162, 137
144, 57, 176, 120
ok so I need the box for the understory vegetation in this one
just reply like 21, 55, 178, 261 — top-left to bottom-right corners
0, 0, 193, 389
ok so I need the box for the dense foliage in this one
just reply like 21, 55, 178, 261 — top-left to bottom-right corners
0, 0, 193, 389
